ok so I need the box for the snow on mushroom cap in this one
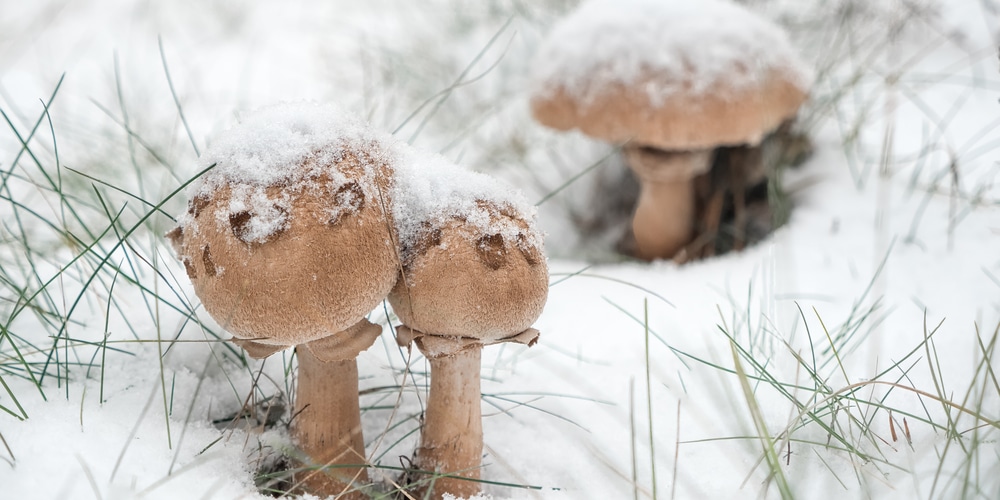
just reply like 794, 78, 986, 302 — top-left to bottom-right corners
196, 102, 374, 189
180, 101, 538, 260
181, 102, 383, 243
532, 0, 814, 106
199, 102, 373, 186
390, 146, 540, 264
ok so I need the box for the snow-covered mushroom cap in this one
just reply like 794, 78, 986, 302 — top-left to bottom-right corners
388, 192, 548, 354
530, 0, 813, 149
170, 103, 398, 348
388, 147, 541, 266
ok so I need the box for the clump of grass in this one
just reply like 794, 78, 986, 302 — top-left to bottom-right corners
598, 239, 997, 498
0, 47, 247, 469
686, 296, 1000, 499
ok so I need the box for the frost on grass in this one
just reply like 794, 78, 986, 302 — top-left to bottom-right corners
178, 101, 540, 261
531, 0, 814, 105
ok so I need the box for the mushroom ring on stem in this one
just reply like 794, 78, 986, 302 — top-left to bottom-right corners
168, 103, 400, 498
388, 200, 548, 500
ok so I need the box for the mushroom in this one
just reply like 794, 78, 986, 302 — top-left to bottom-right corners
529, 0, 812, 260
388, 200, 548, 499
168, 104, 399, 497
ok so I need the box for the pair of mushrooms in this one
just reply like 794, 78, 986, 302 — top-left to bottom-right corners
530, 0, 813, 260
169, 114, 547, 499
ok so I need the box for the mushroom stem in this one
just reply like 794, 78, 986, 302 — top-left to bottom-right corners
631, 176, 696, 260
624, 147, 714, 260
293, 345, 368, 498
415, 347, 483, 499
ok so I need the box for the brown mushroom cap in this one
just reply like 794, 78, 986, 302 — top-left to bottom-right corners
174, 148, 398, 347
532, 72, 807, 150
388, 201, 547, 347
529, 0, 812, 150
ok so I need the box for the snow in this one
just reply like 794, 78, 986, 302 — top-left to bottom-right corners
531, 0, 814, 105
222, 184, 292, 244
1, 0, 998, 499
0, 344, 270, 500
185, 102, 372, 243
390, 147, 540, 263
196, 102, 371, 190
182, 100, 538, 256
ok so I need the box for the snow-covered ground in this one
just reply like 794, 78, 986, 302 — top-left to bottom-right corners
1, 0, 998, 499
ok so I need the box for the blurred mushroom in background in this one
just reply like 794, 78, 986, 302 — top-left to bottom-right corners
530, 0, 813, 261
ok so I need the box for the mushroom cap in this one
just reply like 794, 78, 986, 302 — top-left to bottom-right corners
530, 0, 812, 149
174, 146, 398, 347
388, 201, 548, 342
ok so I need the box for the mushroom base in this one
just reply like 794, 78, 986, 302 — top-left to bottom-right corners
292, 346, 369, 498
410, 347, 484, 500
606, 124, 811, 262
